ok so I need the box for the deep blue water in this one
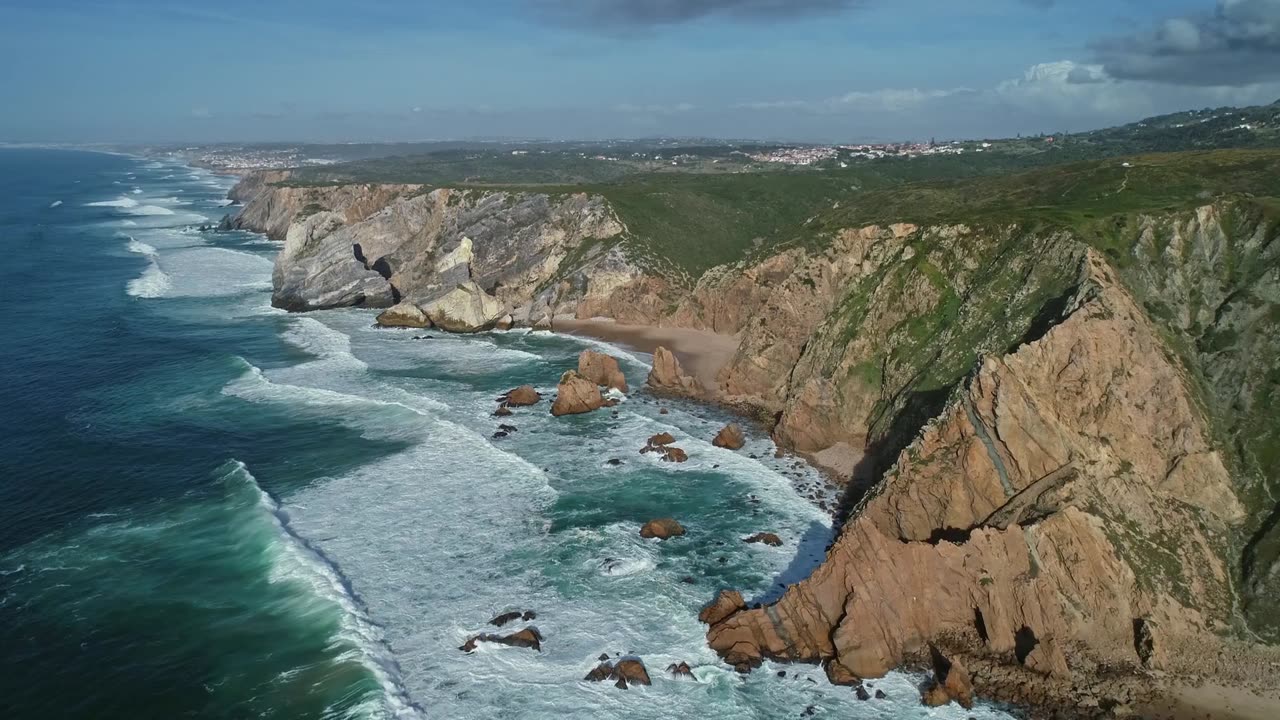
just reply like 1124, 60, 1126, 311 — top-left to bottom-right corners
0, 149, 1012, 720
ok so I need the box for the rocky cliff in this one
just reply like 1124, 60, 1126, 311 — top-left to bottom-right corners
229, 171, 1280, 711
230, 171, 637, 317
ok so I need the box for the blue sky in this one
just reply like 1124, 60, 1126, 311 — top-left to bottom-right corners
3, 0, 1279, 142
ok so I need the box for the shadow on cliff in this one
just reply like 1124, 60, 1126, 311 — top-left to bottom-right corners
747, 520, 832, 606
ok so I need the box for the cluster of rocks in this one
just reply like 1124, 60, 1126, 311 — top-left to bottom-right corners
375, 293, 515, 334
584, 657, 652, 689
459, 610, 542, 653
640, 432, 688, 463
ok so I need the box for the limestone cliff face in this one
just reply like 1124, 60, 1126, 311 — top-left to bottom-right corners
230, 173, 634, 315
704, 251, 1252, 712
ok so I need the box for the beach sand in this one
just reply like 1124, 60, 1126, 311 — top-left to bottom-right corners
554, 316, 740, 392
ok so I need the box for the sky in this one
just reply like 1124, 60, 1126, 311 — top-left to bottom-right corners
2, 0, 1280, 143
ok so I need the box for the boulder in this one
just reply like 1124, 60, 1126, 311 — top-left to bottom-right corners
578, 350, 628, 393
421, 281, 506, 333
506, 385, 542, 407
919, 645, 974, 709
493, 404, 513, 417
824, 658, 860, 686
640, 432, 688, 462
584, 662, 614, 682
496, 314, 515, 330
550, 371, 605, 416
459, 627, 543, 653
744, 532, 783, 547
375, 301, 431, 328
699, 590, 745, 625
639, 518, 685, 540
712, 423, 746, 450
667, 662, 694, 678
647, 432, 676, 447
613, 659, 651, 687
659, 446, 688, 463
647, 346, 703, 395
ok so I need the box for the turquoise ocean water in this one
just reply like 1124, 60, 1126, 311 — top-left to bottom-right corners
0, 148, 1013, 720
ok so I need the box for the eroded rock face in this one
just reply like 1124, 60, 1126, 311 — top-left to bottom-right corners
577, 350, 628, 393
422, 281, 506, 333
920, 646, 974, 709
704, 251, 1248, 712
550, 371, 605, 416
375, 301, 431, 328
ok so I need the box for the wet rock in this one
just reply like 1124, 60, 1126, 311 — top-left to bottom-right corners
698, 590, 745, 626
498, 424, 518, 433
459, 627, 543, 653
375, 301, 431, 328
492, 431, 508, 439
578, 350, 628, 393
505, 385, 541, 407
659, 446, 688, 463
613, 659, 651, 686
606, 458, 623, 466
855, 685, 871, 701
493, 404, 513, 417
667, 661, 694, 678
875, 689, 887, 699
712, 423, 746, 450
521, 610, 536, 621
647, 432, 676, 447
824, 658, 860, 686
639, 518, 685, 540
659, 407, 669, 415
598, 653, 610, 662
744, 532, 783, 547
584, 662, 613, 682
550, 371, 604, 416
920, 645, 974, 709
490, 611, 523, 627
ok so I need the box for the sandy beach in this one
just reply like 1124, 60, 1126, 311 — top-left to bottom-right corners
554, 316, 740, 392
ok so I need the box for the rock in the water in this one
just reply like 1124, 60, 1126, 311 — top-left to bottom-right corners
494, 404, 513, 417
855, 684, 871, 701
658, 446, 688, 463
506, 385, 541, 407
550, 370, 605, 416
578, 350, 628, 393
496, 314, 515, 330
824, 658, 861, 686
490, 611, 523, 627
375, 301, 431, 328
421, 281, 506, 333
647, 432, 676, 447
744, 532, 783, 547
698, 590, 745, 625
459, 626, 544, 653
919, 645, 974, 709
712, 423, 746, 450
639, 518, 685, 540
875, 689, 887, 699
613, 659, 651, 686
584, 658, 651, 688
667, 661, 694, 678
646, 346, 703, 395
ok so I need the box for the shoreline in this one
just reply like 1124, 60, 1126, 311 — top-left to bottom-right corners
553, 316, 739, 393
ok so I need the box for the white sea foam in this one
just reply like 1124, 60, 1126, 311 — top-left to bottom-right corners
215, 199, 234, 207
86, 196, 139, 208
131, 188, 143, 194
126, 259, 172, 298
221, 461, 424, 719
132, 246, 271, 299
125, 238, 157, 255
127, 204, 175, 216
48, 200, 62, 208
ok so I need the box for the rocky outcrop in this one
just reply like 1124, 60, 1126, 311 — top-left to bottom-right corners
230, 174, 636, 317
639, 518, 685, 540
712, 423, 745, 450
743, 532, 782, 546
920, 646, 974, 709
421, 281, 505, 333
647, 346, 703, 395
550, 371, 604, 416
375, 301, 431, 328
583, 658, 652, 689
459, 627, 543, 653
703, 250, 1250, 714
577, 350, 628, 393
505, 386, 541, 407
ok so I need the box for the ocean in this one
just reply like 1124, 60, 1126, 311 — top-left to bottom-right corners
0, 148, 1013, 720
